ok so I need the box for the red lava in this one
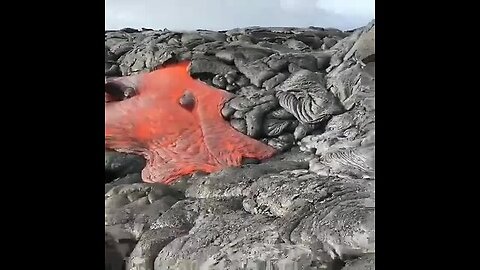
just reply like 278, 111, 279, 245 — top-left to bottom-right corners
105, 61, 276, 184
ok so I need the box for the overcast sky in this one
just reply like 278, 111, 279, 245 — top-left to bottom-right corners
105, 0, 375, 31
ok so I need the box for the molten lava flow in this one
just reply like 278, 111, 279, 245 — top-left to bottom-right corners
105, 61, 276, 184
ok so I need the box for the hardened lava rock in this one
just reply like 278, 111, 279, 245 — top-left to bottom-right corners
104, 20, 375, 270
275, 69, 345, 126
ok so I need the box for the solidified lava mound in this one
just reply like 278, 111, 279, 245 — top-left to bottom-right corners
105, 20, 375, 270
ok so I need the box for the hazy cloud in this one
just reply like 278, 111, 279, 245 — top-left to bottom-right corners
316, 0, 375, 18
105, 0, 375, 31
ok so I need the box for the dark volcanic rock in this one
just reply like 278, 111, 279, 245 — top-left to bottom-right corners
283, 38, 310, 51
215, 49, 236, 64
104, 21, 375, 269
230, 118, 247, 134
322, 36, 338, 49
262, 72, 289, 90
105, 151, 145, 182
342, 254, 375, 270
300, 21, 375, 182
189, 55, 236, 77
263, 118, 292, 137
234, 58, 276, 87
293, 33, 323, 49
105, 64, 121, 77
275, 69, 344, 125
211, 74, 227, 89
105, 231, 125, 270
111, 42, 134, 57
105, 183, 184, 240
232, 45, 274, 62
105, 173, 143, 194
266, 133, 296, 152
235, 74, 250, 87
267, 108, 296, 120
192, 40, 226, 54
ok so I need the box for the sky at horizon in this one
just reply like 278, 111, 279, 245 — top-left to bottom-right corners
105, 0, 375, 31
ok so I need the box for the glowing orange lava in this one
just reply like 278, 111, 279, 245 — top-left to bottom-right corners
105, 61, 276, 184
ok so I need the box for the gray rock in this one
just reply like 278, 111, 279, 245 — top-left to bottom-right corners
227, 96, 255, 111
174, 160, 374, 264
131, 58, 146, 72
346, 26, 375, 63
267, 53, 318, 72
127, 227, 186, 270
288, 63, 302, 73
196, 30, 227, 42
167, 37, 181, 46
257, 41, 298, 53
105, 151, 145, 181
328, 33, 363, 70
293, 33, 323, 49
105, 64, 121, 77
327, 62, 374, 108
235, 58, 276, 87
212, 74, 227, 89
180, 32, 209, 49
267, 134, 296, 152
232, 74, 249, 88
105, 231, 125, 270
230, 118, 247, 134
105, 48, 118, 62
234, 85, 265, 102
263, 118, 292, 137
118, 44, 183, 75
327, 62, 362, 103
310, 144, 375, 179
111, 42, 134, 57
148, 199, 203, 232
342, 254, 375, 270
283, 39, 310, 51
220, 102, 236, 119
234, 46, 275, 62
266, 56, 289, 72
225, 71, 238, 83
328, 21, 374, 71
185, 160, 309, 200
322, 37, 338, 49
105, 183, 183, 239
326, 112, 356, 132
215, 49, 237, 64
293, 123, 319, 140
275, 69, 344, 125
105, 173, 143, 194
105, 226, 137, 262
248, 29, 290, 42
288, 54, 318, 71
189, 55, 236, 77
232, 110, 245, 119
323, 28, 349, 38
225, 84, 238, 92
267, 108, 296, 120
120, 28, 139, 33
262, 73, 289, 90
245, 100, 278, 138
311, 51, 333, 71
192, 41, 225, 54
289, 178, 374, 259
154, 211, 333, 269
227, 34, 255, 43
106, 37, 129, 50
105, 31, 130, 40
105, 23, 375, 269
